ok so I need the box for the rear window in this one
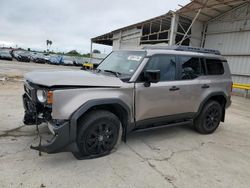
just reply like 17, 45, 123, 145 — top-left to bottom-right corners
206, 59, 224, 75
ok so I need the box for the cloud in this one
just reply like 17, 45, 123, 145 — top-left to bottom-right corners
0, 0, 189, 53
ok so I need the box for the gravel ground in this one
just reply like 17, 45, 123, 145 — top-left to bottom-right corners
0, 60, 250, 188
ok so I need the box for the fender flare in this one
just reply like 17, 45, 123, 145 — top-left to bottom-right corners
69, 98, 132, 143
195, 92, 228, 119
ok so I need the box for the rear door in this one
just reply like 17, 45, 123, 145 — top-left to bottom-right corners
175, 56, 208, 113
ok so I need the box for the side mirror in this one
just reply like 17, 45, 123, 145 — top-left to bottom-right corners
144, 70, 160, 87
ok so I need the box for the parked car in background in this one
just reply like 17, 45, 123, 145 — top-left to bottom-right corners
0, 50, 13, 61
72, 57, 83, 66
13, 51, 31, 62
62, 55, 75, 66
32, 54, 45, 64
33, 53, 50, 64
30, 52, 39, 62
49, 55, 63, 65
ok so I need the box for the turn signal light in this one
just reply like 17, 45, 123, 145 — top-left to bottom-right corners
47, 91, 53, 104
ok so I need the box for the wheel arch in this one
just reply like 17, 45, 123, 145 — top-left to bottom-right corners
69, 99, 133, 143
196, 92, 228, 122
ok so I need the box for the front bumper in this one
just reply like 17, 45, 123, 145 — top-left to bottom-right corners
30, 121, 78, 154
23, 93, 78, 153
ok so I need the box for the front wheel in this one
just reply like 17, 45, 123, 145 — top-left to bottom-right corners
194, 100, 222, 134
74, 110, 121, 159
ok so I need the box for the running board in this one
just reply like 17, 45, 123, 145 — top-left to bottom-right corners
133, 120, 193, 132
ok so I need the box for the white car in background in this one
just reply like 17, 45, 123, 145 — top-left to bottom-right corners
62, 55, 75, 66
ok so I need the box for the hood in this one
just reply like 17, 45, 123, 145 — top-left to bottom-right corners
24, 70, 123, 87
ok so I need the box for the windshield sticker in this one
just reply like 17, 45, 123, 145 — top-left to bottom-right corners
129, 69, 134, 73
128, 55, 142, 61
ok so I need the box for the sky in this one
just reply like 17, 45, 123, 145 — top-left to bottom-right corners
0, 0, 189, 54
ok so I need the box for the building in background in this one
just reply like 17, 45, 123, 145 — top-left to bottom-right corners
91, 0, 250, 88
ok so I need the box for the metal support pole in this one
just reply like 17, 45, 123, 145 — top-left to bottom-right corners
201, 23, 207, 47
89, 40, 93, 63
118, 31, 122, 50
169, 13, 179, 46
179, 9, 201, 46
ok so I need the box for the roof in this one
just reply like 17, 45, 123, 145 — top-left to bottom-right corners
143, 45, 221, 55
177, 0, 250, 22
145, 49, 225, 60
142, 45, 225, 59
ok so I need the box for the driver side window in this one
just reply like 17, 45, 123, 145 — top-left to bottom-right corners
144, 55, 177, 81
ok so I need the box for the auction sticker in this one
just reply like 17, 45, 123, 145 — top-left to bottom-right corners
128, 55, 142, 61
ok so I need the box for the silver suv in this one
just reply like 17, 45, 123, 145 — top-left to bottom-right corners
22, 46, 232, 159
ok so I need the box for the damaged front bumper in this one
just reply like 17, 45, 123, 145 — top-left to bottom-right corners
30, 121, 78, 154
23, 93, 78, 154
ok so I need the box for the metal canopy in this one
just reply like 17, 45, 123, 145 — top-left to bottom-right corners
91, 0, 250, 46
91, 12, 173, 46
177, 0, 250, 22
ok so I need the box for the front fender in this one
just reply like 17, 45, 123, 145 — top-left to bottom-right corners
69, 98, 132, 143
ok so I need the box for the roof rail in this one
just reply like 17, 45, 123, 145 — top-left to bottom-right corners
143, 45, 221, 55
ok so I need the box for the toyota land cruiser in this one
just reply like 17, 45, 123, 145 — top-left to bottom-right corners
22, 46, 232, 159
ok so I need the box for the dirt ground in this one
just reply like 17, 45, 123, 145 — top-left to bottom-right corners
0, 60, 250, 188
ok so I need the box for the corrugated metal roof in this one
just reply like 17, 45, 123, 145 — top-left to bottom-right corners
177, 0, 250, 22
91, 12, 173, 45
92, 0, 250, 45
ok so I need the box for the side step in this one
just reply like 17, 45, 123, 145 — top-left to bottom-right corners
133, 120, 193, 132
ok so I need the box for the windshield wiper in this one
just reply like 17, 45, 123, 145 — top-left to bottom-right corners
103, 70, 121, 77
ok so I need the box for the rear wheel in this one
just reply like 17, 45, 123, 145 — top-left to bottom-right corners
194, 100, 222, 134
74, 110, 121, 159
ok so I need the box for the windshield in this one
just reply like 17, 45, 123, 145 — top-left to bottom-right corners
98, 51, 146, 76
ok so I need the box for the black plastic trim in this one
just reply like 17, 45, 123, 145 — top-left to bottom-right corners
134, 120, 193, 132
70, 99, 133, 143
30, 121, 71, 153
195, 92, 230, 119
135, 112, 195, 129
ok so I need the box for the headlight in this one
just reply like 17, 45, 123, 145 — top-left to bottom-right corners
37, 89, 47, 103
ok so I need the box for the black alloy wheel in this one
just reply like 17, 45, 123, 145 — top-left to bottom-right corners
204, 105, 221, 130
194, 100, 222, 134
84, 121, 118, 155
75, 110, 120, 159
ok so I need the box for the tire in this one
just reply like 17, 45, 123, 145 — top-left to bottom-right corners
194, 100, 222, 134
74, 110, 121, 159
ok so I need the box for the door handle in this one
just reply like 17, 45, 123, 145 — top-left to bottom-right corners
169, 86, 180, 91
201, 84, 210, 89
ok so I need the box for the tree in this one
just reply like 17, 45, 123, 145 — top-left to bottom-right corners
46, 40, 53, 51
46, 40, 49, 50
66, 50, 81, 56
93, 49, 101, 54
27, 48, 30, 51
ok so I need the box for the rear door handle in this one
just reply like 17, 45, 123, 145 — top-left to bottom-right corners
169, 86, 180, 91
201, 84, 210, 89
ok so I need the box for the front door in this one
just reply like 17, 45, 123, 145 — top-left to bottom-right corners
135, 54, 184, 123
